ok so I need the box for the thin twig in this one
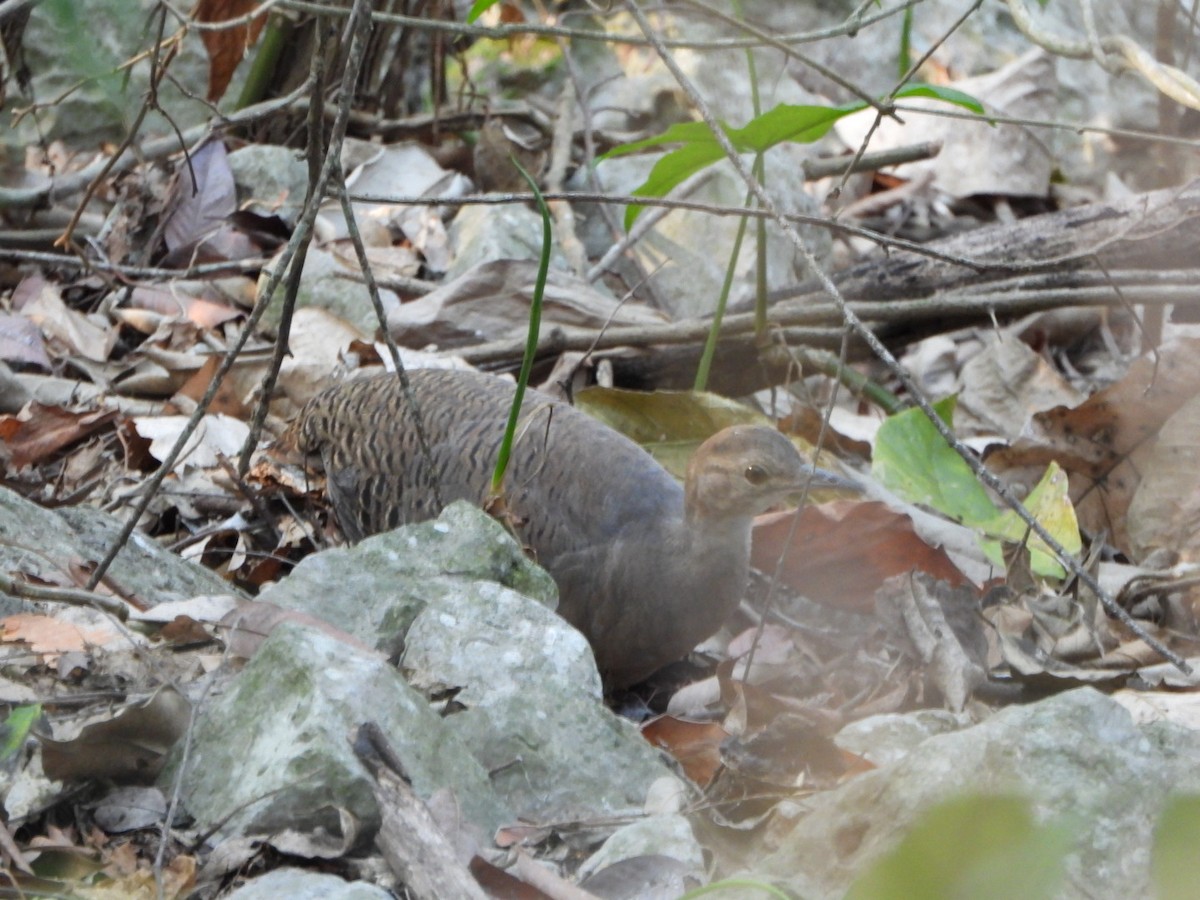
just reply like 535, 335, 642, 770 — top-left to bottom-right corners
279, 0, 922, 51
0, 570, 130, 621
235, 12, 332, 475
328, 161, 444, 510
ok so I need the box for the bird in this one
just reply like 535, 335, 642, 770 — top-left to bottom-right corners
288, 368, 848, 688
472, 117, 548, 193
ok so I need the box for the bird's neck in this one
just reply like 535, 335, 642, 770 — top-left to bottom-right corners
594, 508, 755, 686
681, 504, 752, 546
665, 508, 754, 598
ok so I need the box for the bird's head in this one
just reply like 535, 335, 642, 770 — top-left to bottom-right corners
684, 425, 852, 521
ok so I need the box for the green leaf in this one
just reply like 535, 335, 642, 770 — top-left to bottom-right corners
846, 795, 1072, 900
898, 7, 913, 79
606, 84, 982, 228
979, 462, 1081, 578
466, 0, 501, 23
611, 105, 864, 229
600, 121, 719, 160
725, 102, 864, 152
896, 83, 986, 114
491, 156, 550, 495
622, 139, 728, 229
0, 704, 41, 761
872, 396, 998, 527
873, 399, 1080, 579
1154, 795, 1200, 900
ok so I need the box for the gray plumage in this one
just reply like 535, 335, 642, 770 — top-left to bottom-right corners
292, 368, 823, 687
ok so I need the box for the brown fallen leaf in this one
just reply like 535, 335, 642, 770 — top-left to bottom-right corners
752, 500, 971, 614
1, 613, 120, 663
986, 337, 1200, 555
0, 404, 116, 469
40, 687, 191, 784
194, 0, 268, 101
641, 715, 728, 787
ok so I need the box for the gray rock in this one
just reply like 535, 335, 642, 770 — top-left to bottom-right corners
0, 486, 234, 615
266, 502, 680, 825
3, 0, 225, 150
406, 596, 673, 821
578, 814, 706, 883
225, 867, 390, 900
834, 709, 972, 768
164, 621, 509, 845
257, 247, 402, 336
446, 204, 570, 280
760, 688, 1200, 899
402, 579, 595, 696
228, 145, 310, 228
259, 502, 557, 658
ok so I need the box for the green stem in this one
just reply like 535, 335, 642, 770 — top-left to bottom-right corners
491, 159, 551, 495
235, 12, 289, 111
793, 346, 905, 414
694, 183, 752, 392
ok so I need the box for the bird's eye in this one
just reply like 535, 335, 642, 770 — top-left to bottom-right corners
744, 464, 769, 485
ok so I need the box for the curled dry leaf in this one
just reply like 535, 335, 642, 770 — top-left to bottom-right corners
119, 286, 243, 332
641, 715, 728, 786
40, 687, 191, 784
21, 283, 116, 363
874, 572, 987, 711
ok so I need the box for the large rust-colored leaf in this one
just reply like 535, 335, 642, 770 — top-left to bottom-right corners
193, 0, 268, 102
641, 715, 728, 786
752, 500, 972, 614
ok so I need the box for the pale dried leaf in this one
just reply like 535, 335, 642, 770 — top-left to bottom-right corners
128, 594, 240, 625
22, 283, 116, 363
131, 414, 249, 471
0, 312, 52, 369
163, 139, 237, 252
835, 50, 1054, 197
1127, 393, 1200, 561
957, 335, 1083, 440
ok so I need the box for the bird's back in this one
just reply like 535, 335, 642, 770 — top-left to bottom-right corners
292, 369, 685, 571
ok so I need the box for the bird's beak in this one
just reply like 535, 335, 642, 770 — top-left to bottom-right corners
793, 464, 861, 495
